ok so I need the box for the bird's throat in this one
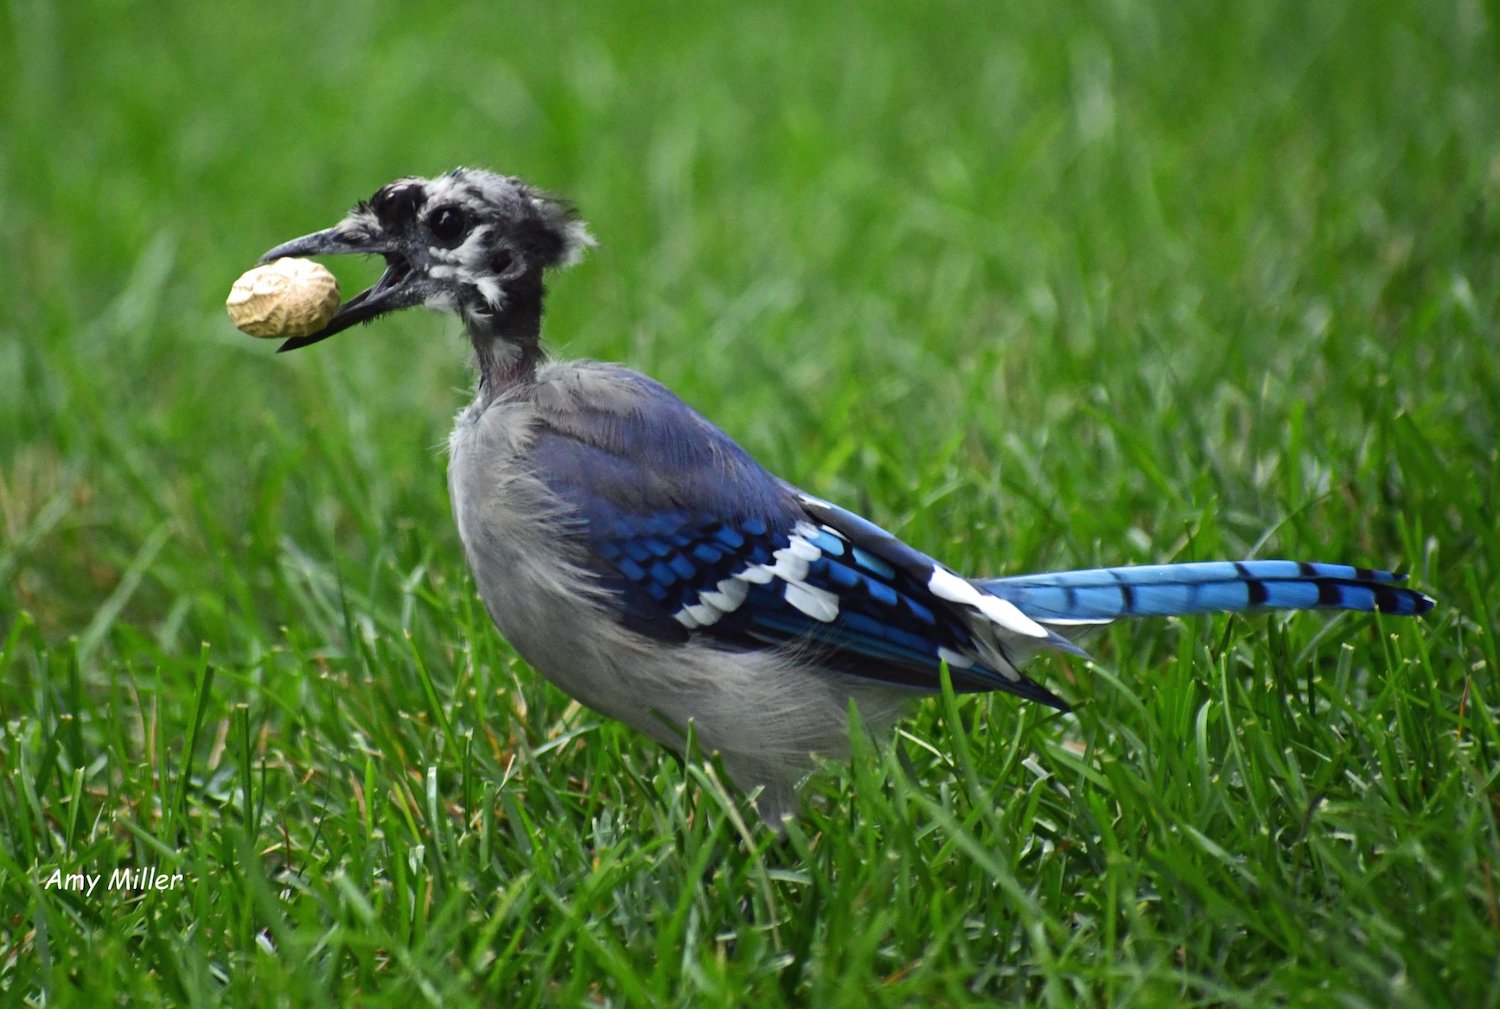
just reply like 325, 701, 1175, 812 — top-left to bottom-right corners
468, 281, 546, 394
475, 335, 541, 392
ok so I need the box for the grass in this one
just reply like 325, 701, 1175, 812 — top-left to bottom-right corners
2, 0, 1497, 1005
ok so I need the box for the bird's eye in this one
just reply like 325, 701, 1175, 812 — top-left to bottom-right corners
427, 206, 467, 245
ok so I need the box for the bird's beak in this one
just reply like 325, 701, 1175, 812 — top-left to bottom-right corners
258, 225, 424, 352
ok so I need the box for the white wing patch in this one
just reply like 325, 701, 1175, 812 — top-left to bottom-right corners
784, 582, 839, 622
928, 567, 1050, 639
698, 577, 748, 613
734, 565, 774, 586
679, 601, 719, 627
672, 520, 846, 630
704, 493, 1076, 686
661, 515, 1066, 691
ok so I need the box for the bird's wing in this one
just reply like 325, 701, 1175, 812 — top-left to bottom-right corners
525, 362, 1074, 708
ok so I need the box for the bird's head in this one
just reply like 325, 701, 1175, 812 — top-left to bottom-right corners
260, 168, 593, 362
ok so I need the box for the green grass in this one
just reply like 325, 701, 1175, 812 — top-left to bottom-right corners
2, 0, 1497, 1005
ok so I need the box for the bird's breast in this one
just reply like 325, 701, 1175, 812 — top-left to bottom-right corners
447, 398, 625, 704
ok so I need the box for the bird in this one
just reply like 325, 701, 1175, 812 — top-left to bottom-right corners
259, 167, 1435, 823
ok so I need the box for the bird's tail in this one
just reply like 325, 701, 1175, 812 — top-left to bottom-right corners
979, 560, 1434, 627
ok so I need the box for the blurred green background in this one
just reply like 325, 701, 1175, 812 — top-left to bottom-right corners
2, 1, 1497, 1006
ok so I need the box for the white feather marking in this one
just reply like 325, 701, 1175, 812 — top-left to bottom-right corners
474, 276, 504, 308
927, 567, 988, 609
784, 582, 839, 622
784, 536, 821, 562
429, 225, 491, 265
768, 550, 810, 584
673, 609, 699, 629
928, 567, 1050, 639
559, 220, 596, 265
684, 601, 720, 627
714, 577, 749, 609
974, 594, 1051, 639
937, 647, 975, 669
731, 530, 827, 596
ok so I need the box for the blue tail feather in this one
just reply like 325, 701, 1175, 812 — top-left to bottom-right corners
981, 560, 1434, 623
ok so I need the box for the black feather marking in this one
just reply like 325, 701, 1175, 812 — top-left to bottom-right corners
369, 179, 425, 227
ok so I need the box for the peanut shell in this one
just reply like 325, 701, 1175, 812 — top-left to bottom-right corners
227, 258, 341, 338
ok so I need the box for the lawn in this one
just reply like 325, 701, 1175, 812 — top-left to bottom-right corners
2, 1, 1497, 1005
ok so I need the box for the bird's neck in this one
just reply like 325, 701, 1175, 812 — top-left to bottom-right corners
468, 275, 546, 396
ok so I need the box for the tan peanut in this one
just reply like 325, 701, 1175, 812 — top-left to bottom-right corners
226, 258, 341, 338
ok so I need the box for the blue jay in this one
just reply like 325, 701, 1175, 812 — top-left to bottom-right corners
261, 168, 1434, 822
